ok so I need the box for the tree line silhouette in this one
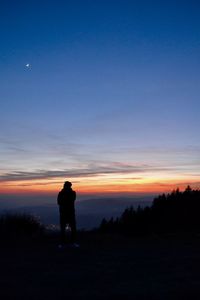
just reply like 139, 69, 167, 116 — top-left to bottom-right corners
98, 186, 200, 235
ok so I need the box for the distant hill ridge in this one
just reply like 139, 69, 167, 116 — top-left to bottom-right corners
0, 196, 153, 230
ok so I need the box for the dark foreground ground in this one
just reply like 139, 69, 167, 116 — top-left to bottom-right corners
1, 232, 200, 300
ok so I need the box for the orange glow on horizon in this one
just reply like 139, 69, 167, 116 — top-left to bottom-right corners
0, 175, 199, 196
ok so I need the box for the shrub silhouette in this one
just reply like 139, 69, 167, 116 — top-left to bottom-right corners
99, 186, 200, 235
0, 213, 44, 239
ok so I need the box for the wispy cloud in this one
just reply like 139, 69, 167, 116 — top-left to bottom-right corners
0, 167, 140, 182
0, 161, 182, 183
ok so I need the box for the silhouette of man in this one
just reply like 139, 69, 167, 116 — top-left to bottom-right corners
57, 181, 77, 246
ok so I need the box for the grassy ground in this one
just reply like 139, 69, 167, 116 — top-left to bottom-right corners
1, 232, 200, 299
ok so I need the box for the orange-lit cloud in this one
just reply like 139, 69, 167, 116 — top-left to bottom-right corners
0, 160, 199, 196
0, 174, 199, 196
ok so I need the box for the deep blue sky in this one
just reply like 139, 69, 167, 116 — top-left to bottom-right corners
0, 0, 200, 195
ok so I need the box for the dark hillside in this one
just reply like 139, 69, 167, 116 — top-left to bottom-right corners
1, 231, 200, 299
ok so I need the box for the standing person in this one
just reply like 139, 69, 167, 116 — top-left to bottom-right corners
57, 181, 79, 247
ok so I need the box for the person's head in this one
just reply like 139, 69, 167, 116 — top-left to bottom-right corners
63, 181, 72, 189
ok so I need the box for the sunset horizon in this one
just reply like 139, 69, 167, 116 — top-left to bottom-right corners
1, 1, 199, 202
0, 175, 199, 197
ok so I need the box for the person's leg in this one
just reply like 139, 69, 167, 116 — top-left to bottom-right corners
60, 216, 66, 244
69, 217, 77, 243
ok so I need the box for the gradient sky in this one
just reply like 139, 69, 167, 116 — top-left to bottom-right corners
0, 0, 200, 197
